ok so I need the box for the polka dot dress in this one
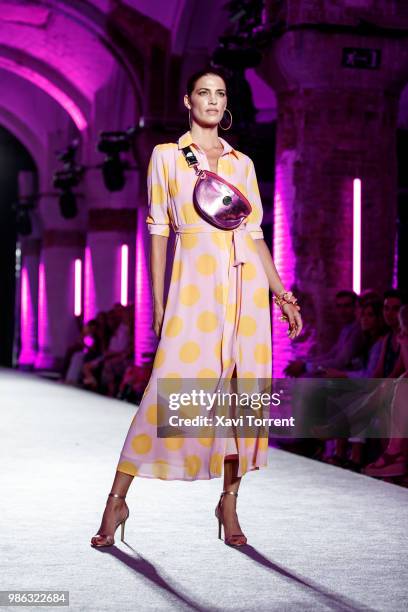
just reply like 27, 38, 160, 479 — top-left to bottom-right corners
116, 131, 271, 481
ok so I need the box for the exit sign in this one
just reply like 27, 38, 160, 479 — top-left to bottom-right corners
342, 48, 381, 69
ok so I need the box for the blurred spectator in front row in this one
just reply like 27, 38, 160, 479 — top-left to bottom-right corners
282, 290, 365, 459
83, 303, 132, 396
64, 319, 103, 385
318, 298, 387, 469
101, 304, 134, 397
362, 305, 408, 478
311, 290, 406, 471
370, 289, 403, 378
284, 290, 365, 378
117, 363, 154, 403
320, 290, 405, 468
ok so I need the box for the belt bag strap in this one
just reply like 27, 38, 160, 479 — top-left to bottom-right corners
181, 146, 203, 176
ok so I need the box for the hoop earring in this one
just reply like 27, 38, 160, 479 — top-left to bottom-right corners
219, 108, 232, 131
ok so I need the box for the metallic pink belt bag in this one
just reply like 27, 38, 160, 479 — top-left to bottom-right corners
181, 145, 252, 230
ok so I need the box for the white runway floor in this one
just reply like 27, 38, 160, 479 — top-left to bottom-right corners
1, 369, 407, 612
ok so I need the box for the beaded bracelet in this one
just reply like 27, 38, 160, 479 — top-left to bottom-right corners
272, 290, 300, 323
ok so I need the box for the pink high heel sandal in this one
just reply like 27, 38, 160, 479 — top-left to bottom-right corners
91, 493, 129, 548
215, 491, 247, 547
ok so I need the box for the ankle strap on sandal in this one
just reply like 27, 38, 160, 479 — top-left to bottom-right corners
221, 490, 238, 497
108, 492, 126, 500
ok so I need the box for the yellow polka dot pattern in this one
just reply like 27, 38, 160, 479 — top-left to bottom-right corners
179, 341, 200, 363
131, 434, 152, 454
197, 311, 218, 332
180, 284, 200, 306
181, 234, 198, 249
196, 254, 217, 275
171, 260, 183, 282
165, 316, 183, 337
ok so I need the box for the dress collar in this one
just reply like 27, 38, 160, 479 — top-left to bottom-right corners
177, 130, 238, 158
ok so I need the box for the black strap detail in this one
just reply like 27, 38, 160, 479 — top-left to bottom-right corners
181, 146, 200, 168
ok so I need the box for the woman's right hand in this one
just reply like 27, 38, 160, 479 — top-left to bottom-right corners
152, 304, 164, 337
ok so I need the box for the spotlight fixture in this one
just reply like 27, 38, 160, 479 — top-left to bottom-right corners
212, 0, 266, 70
53, 140, 84, 219
97, 128, 137, 192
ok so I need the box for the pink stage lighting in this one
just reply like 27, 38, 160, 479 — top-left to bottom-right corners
84, 245, 96, 321
37, 260, 46, 351
353, 178, 362, 295
0, 57, 87, 131
74, 258, 82, 316
120, 244, 129, 306
19, 266, 36, 364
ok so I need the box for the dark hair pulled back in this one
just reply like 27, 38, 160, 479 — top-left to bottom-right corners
186, 67, 228, 97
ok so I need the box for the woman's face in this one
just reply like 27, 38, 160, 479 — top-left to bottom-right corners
397, 318, 408, 370
397, 318, 408, 344
360, 305, 378, 332
184, 74, 227, 128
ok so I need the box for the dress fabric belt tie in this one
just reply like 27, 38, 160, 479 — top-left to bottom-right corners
175, 222, 248, 266
175, 222, 249, 389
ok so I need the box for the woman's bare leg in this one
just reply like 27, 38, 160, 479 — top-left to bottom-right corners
219, 457, 246, 541
218, 363, 246, 541
91, 471, 134, 546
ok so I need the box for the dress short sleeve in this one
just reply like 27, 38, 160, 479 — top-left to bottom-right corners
146, 145, 171, 237
245, 158, 264, 240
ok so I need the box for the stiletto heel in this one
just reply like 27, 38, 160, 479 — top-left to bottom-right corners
215, 491, 247, 547
91, 492, 130, 548
120, 516, 127, 542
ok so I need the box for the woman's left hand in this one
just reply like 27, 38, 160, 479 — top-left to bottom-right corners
281, 303, 303, 339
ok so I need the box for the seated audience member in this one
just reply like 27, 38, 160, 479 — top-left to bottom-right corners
117, 363, 154, 403
61, 316, 84, 379
101, 304, 134, 397
83, 304, 129, 391
283, 290, 365, 458
83, 304, 131, 395
64, 320, 101, 385
284, 290, 365, 378
354, 289, 382, 324
362, 305, 408, 478
313, 291, 406, 469
371, 289, 404, 379
318, 299, 387, 469
95, 311, 110, 353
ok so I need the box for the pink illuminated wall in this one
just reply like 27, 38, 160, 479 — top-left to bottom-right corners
0, 57, 87, 131
272, 155, 296, 379
19, 266, 36, 365
134, 208, 153, 366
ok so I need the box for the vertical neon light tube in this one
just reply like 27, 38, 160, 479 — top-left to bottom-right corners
19, 266, 34, 364
120, 244, 129, 306
84, 245, 96, 321
74, 258, 82, 316
353, 178, 362, 295
37, 261, 46, 351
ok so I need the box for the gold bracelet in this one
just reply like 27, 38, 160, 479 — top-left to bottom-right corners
273, 290, 301, 323
272, 290, 299, 309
